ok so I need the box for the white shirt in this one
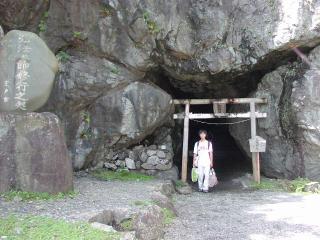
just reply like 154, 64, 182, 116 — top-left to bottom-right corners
193, 140, 213, 167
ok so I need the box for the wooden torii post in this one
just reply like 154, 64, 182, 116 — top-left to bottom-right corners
172, 98, 267, 184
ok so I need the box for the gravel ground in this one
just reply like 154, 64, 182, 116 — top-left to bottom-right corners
2, 176, 320, 240
0, 175, 163, 222
164, 189, 320, 240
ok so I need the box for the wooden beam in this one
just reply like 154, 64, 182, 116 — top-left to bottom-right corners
250, 101, 260, 184
181, 102, 190, 182
173, 112, 267, 119
172, 98, 267, 105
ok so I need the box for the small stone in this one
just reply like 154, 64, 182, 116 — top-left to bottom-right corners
104, 162, 117, 170
125, 158, 136, 170
139, 151, 148, 162
112, 154, 119, 160
147, 155, 159, 165
157, 150, 166, 159
120, 231, 136, 240
135, 161, 141, 169
13, 196, 22, 202
147, 150, 157, 156
149, 145, 157, 150
175, 184, 193, 195
115, 160, 125, 168
90, 222, 117, 233
303, 182, 320, 193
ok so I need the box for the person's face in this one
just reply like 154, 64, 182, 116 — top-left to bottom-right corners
199, 132, 206, 139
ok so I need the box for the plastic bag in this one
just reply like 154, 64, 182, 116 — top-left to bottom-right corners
209, 168, 218, 187
191, 167, 198, 182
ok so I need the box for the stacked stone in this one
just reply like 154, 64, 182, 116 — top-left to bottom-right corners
103, 144, 173, 172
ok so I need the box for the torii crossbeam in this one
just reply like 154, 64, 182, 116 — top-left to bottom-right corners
172, 98, 268, 184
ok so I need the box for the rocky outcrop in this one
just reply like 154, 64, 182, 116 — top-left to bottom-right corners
230, 45, 320, 180
42, 0, 320, 98
46, 80, 173, 170
0, 30, 58, 112
0, 112, 73, 193
0, 0, 49, 32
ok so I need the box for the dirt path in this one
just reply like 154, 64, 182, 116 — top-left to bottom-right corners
164, 189, 320, 240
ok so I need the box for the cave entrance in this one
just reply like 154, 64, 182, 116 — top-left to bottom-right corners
172, 98, 267, 184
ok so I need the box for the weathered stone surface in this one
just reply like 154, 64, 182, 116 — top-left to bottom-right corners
0, 25, 4, 40
230, 45, 320, 180
0, 0, 49, 32
0, 112, 73, 193
156, 181, 176, 197
104, 162, 117, 170
0, 30, 58, 112
125, 158, 136, 170
175, 184, 193, 195
133, 205, 164, 240
43, 0, 320, 97
151, 191, 176, 215
155, 165, 179, 181
76, 82, 172, 169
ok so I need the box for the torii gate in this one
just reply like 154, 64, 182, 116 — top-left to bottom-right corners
172, 98, 267, 184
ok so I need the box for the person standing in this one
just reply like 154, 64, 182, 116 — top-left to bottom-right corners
193, 129, 213, 193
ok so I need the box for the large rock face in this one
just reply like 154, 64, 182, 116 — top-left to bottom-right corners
44, 78, 173, 170
0, 30, 58, 112
0, 112, 73, 193
43, 0, 320, 97
230, 45, 320, 180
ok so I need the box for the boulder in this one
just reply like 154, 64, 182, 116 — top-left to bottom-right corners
230, 45, 320, 180
0, 30, 58, 112
0, 112, 73, 193
133, 205, 164, 240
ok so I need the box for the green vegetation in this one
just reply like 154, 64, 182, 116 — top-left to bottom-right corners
251, 179, 283, 191
251, 177, 318, 194
174, 180, 188, 189
38, 11, 49, 33
287, 178, 312, 193
161, 208, 175, 225
0, 190, 77, 202
133, 199, 155, 206
118, 219, 133, 231
92, 169, 154, 182
56, 51, 70, 63
0, 215, 120, 240
110, 66, 120, 74
80, 111, 93, 139
143, 11, 160, 34
73, 31, 84, 39
100, 5, 113, 17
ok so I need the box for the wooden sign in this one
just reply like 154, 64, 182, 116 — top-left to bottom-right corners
249, 136, 266, 152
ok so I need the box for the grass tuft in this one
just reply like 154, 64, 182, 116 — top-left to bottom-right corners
251, 177, 318, 194
0, 215, 120, 240
161, 208, 175, 225
91, 169, 154, 182
118, 219, 133, 231
0, 190, 77, 202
